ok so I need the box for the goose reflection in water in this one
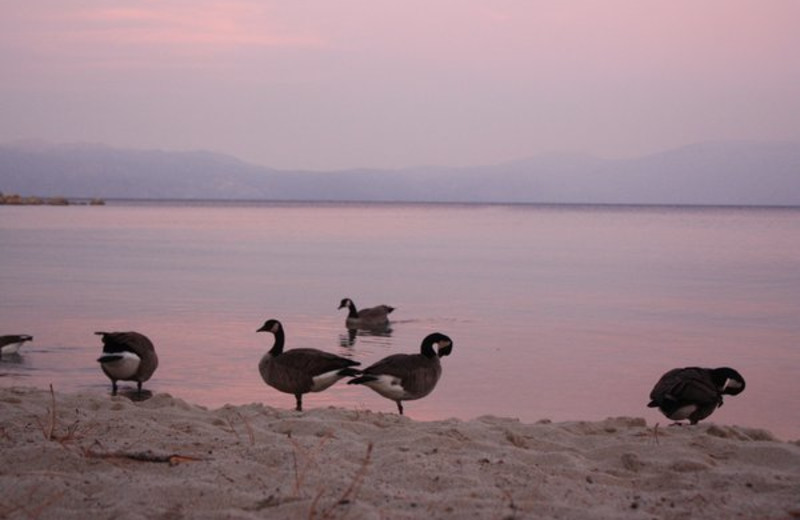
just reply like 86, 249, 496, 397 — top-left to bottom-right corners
339, 323, 393, 347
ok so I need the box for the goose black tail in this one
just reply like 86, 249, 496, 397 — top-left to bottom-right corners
338, 367, 362, 378
348, 374, 378, 385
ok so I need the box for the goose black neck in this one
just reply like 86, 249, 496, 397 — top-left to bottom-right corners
420, 338, 437, 358
269, 327, 285, 356
710, 369, 729, 390
346, 301, 359, 318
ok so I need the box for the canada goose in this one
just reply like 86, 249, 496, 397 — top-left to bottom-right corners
257, 319, 361, 411
0, 334, 33, 357
348, 332, 453, 415
96, 331, 159, 396
647, 366, 746, 424
338, 298, 394, 329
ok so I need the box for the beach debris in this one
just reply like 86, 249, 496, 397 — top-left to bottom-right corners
35, 384, 83, 444
308, 442, 373, 520
83, 449, 207, 466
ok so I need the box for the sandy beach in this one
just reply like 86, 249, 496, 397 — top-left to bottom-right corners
1, 386, 799, 519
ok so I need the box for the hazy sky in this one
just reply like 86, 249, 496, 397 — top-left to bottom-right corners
2, 1, 799, 170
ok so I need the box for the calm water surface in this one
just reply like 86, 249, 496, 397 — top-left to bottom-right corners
2, 202, 799, 440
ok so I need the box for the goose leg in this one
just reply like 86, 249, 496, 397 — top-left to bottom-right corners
396, 400, 404, 415
295, 394, 303, 412
137, 381, 143, 396
112, 380, 118, 396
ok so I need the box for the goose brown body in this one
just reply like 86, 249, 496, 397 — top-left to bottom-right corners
0, 334, 33, 356
338, 298, 394, 329
96, 331, 159, 396
647, 366, 745, 424
257, 319, 360, 411
348, 332, 452, 415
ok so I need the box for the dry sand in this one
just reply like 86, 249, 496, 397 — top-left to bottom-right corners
1, 386, 799, 520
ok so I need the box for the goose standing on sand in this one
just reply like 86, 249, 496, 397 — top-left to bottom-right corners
348, 332, 453, 415
96, 331, 159, 396
647, 366, 746, 425
257, 319, 361, 412
0, 335, 33, 357
338, 298, 394, 329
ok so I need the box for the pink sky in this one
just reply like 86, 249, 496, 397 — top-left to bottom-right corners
1, 0, 799, 169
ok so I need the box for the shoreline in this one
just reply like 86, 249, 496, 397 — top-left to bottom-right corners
2, 386, 799, 519
0, 193, 105, 206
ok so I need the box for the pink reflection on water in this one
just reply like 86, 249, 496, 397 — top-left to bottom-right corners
2, 204, 799, 440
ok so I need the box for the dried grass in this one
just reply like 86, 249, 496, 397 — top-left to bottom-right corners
288, 431, 334, 497
34, 384, 85, 444
0, 484, 65, 520
308, 442, 374, 520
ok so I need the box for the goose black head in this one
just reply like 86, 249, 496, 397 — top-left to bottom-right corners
711, 367, 746, 396
257, 319, 282, 335
420, 332, 453, 358
338, 298, 353, 310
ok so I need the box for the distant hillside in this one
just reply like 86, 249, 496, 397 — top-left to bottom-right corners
1, 140, 799, 205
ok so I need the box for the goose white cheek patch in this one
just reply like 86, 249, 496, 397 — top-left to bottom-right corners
724, 378, 743, 391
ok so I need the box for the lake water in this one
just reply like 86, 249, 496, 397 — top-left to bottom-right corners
1, 202, 799, 440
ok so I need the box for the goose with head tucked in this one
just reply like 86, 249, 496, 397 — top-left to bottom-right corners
0, 335, 33, 357
647, 366, 746, 425
257, 319, 361, 411
338, 298, 394, 330
348, 332, 453, 415
96, 331, 159, 396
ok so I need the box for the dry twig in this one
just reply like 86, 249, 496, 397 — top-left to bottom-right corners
288, 431, 334, 497
34, 384, 83, 444
224, 411, 256, 445
336, 442, 373, 505
0, 484, 65, 520
224, 416, 241, 443
37, 384, 57, 441
83, 449, 207, 466
309, 442, 374, 520
236, 410, 256, 445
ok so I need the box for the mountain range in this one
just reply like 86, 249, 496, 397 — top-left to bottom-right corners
1, 140, 799, 205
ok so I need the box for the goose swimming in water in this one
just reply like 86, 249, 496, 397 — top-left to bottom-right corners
338, 298, 394, 330
0, 335, 33, 357
348, 332, 453, 415
647, 366, 746, 425
257, 319, 361, 411
96, 331, 159, 396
